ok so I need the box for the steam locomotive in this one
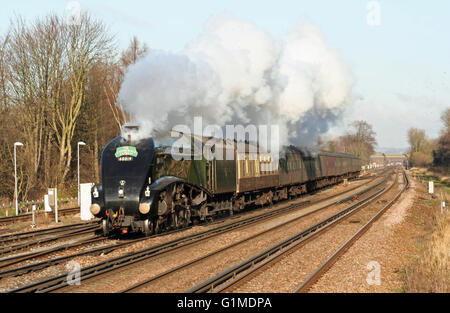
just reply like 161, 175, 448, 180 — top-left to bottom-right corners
90, 123, 362, 236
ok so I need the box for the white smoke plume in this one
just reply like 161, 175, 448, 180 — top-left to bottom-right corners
118, 14, 354, 147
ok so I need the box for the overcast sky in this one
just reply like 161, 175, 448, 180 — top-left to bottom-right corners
1, 0, 449, 151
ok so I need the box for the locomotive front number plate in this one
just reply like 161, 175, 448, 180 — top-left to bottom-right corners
115, 146, 138, 158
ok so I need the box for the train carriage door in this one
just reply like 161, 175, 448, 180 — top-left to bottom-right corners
214, 143, 236, 194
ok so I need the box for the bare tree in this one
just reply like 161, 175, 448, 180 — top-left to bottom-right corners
339, 121, 377, 163
0, 13, 148, 202
120, 36, 149, 68
77, 61, 120, 182
407, 128, 435, 167
0, 34, 10, 110
325, 121, 377, 164
408, 128, 427, 153
441, 107, 450, 133
104, 36, 148, 131
49, 13, 115, 184
5, 16, 64, 197
104, 63, 130, 131
433, 108, 450, 168
350, 120, 377, 156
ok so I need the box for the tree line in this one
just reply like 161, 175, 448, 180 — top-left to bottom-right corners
0, 12, 379, 205
0, 13, 148, 203
1, 12, 444, 206
318, 120, 377, 164
407, 108, 450, 170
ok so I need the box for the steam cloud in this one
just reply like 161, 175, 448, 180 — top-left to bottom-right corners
118, 14, 354, 146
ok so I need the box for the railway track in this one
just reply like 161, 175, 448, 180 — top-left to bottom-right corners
119, 173, 393, 293
0, 221, 99, 245
186, 169, 407, 293
0, 223, 100, 257
0, 172, 384, 292
0, 207, 80, 226
0, 219, 209, 278
0, 236, 107, 273
294, 170, 409, 293
0, 174, 382, 283
118, 177, 391, 293
5, 171, 389, 293
119, 177, 385, 293
1, 170, 388, 292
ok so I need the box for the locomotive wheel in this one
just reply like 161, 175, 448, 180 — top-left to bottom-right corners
143, 219, 153, 237
102, 219, 111, 237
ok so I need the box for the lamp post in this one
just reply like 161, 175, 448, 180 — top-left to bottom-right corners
77, 141, 86, 205
14, 142, 24, 216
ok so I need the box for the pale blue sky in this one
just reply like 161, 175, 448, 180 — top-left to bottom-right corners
1, 0, 449, 150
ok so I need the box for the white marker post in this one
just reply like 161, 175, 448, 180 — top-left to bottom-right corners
80, 183, 94, 221
44, 194, 52, 212
428, 181, 434, 194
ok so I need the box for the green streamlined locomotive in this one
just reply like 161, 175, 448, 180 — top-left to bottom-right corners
90, 124, 362, 236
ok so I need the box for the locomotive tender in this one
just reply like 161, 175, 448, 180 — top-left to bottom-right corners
90, 124, 362, 236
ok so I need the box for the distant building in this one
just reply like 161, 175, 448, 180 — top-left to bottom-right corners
369, 154, 408, 168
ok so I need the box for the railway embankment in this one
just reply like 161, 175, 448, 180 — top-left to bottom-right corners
307, 171, 449, 292
403, 173, 449, 292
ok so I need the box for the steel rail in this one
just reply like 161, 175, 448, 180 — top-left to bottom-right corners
0, 220, 98, 242
0, 223, 99, 247
120, 186, 385, 292
186, 171, 397, 293
0, 225, 100, 256
0, 218, 209, 278
294, 170, 409, 293
6, 173, 386, 292
119, 172, 391, 293
0, 236, 106, 271
61, 175, 392, 293
0, 207, 80, 225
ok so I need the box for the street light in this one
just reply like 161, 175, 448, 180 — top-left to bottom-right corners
14, 142, 23, 216
77, 141, 86, 205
